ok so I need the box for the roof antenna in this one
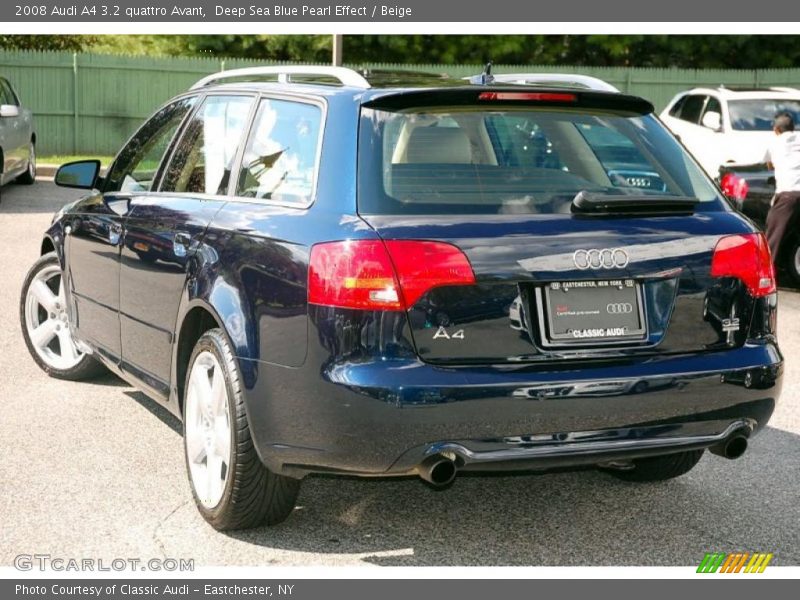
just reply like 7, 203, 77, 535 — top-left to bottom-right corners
468, 61, 494, 85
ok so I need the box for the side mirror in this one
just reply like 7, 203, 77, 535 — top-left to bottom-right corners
55, 160, 101, 189
0, 104, 20, 118
701, 111, 722, 132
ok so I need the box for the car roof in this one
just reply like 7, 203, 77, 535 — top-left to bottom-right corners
188, 67, 657, 113
194, 81, 654, 116
677, 86, 800, 100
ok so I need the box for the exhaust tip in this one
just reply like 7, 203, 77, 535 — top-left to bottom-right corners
419, 455, 457, 487
711, 433, 749, 460
725, 435, 748, 459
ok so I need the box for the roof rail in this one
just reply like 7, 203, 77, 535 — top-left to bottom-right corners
484, 73, 620, 93
190, 66, 371, 90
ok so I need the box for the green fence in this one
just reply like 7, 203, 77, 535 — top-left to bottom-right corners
4, 50, 800, 156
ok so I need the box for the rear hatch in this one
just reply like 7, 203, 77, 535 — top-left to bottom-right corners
355, 88, 775, 364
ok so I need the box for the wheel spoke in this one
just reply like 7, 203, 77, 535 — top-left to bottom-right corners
30, 320, 58, 350
57, 277, 66, 304
210, 369, 227, 418
188, 364, 213, 419
30, 279, 58, 313
57, 328, 78, 363
186, 425, 207, 464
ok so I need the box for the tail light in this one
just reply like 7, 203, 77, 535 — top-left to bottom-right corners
308, 240, 475, 310
720, 172, 749, 201
711, 233, 776, 297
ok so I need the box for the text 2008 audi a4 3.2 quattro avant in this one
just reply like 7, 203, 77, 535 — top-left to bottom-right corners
20, 66, 782, 530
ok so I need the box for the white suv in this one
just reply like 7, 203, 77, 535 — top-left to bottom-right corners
660, 86, 800, 176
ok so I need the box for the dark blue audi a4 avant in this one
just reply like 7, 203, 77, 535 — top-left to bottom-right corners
20, 66, 782, 530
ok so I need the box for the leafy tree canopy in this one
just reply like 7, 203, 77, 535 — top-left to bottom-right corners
2, 35, 800, 69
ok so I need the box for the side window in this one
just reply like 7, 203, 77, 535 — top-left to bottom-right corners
0, 79, 14, 106
105, 96, 196, 193
678, 95, 706, 124
704, 97, 722, 116
668, 96, 687, 117
6, 81, 19, 105
235, 98, 322, 204
161, 95, 254, 195
702, 97, 722, 128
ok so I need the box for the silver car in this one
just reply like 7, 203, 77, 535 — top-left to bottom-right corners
0, 76, 35, 201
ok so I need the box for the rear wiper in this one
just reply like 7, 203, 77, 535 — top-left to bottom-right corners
571, 191, 700, 216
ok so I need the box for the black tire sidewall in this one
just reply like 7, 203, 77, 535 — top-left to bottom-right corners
785, 238, 800, 285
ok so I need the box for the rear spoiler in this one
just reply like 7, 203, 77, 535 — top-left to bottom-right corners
361, 87, 654, 115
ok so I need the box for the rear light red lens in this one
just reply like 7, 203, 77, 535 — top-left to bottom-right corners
308, 240, 475, 310
384, 240, 476, 307
720, 172, 749, 201
478, 92, 577, 102
710, 233, 776, 297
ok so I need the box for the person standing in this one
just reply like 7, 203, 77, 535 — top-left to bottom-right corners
764, 112, 800, 262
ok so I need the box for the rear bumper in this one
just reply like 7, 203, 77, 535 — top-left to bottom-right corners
239, 342, 782, 478
395, 419, 756, 475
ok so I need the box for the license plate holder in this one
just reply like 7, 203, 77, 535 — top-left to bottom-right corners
539, 279, 646, 346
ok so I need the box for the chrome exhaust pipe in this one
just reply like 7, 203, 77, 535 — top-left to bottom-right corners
418, 455, 457, 487
710, 433, 749, 460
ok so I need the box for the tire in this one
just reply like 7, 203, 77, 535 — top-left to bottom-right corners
183, 328, 300, 530
20, 252, 105, 380
784, 237, 800, 286
604, 450, 704, 483
16, 142, 36, 185
133, 249, 158, 264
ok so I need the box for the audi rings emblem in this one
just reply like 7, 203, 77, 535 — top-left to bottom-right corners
606, 302, 634, 314
573, 248, 629, 270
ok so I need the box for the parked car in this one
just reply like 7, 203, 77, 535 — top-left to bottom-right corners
0, 76, 36, 201
717, 164, 800, 283
20, 67, 782, 531
660, 86, 800, 176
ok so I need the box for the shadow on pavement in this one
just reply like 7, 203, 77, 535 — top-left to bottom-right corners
124, 389, 182, 435
214, 426, 800, 566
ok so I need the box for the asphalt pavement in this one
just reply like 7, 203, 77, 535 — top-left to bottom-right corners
1, 181, 799, 567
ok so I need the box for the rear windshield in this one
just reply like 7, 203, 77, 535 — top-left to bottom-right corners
357, 105, 721, 215
728, 99, 800, 131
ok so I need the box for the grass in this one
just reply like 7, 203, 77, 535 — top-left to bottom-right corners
38, 155, 115, 167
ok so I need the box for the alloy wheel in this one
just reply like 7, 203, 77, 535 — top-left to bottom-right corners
23, 264, 83, 370
185, 351, 232, 509
28, 143, 36, 178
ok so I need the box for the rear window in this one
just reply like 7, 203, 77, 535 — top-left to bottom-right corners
728, 99, 800, 131
357, 105, 720, 215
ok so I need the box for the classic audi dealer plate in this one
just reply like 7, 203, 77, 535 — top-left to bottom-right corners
540, 279, 647, 345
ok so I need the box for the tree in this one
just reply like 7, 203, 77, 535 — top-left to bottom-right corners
0, 35, 96, 52
5, 35, 800, 70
